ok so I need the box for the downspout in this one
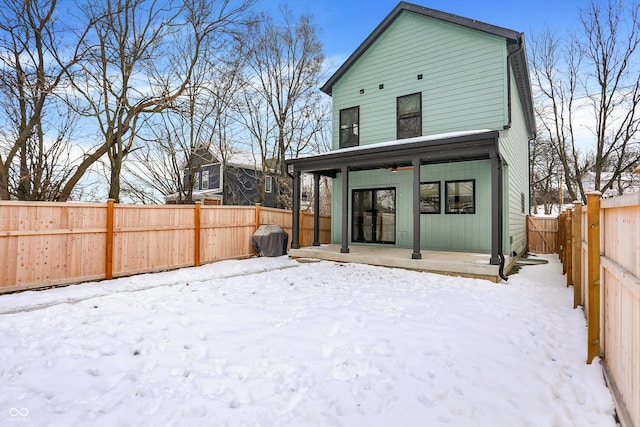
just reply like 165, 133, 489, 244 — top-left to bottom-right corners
497, 34, 526, 281
492, 143, 508, 282
504, 34, 525, 130
498, 254, 507, 282
498, 152, 508, 282
528, 136, 536, 216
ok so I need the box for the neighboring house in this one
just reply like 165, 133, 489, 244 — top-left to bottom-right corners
165, 145, 276, 207
286, 2, 535, 273
580, 171, 639, 199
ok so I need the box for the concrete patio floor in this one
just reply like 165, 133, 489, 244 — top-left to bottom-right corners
289, 244, 508, 283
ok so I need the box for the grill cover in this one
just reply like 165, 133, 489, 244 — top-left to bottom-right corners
252, 224, 289, 257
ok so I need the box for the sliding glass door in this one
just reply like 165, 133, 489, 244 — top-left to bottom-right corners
352, 188, 396, 244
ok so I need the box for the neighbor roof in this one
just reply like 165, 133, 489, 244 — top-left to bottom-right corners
320, 1, 535, 139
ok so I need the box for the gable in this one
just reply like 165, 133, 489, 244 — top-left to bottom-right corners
322, 2, 522, 95
329, 10, 509, 148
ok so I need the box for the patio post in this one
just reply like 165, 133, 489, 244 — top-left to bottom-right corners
411, 158, 422, 259
291, 168, 301, 249
341, 165, 349, 253
313, 173, 320, 246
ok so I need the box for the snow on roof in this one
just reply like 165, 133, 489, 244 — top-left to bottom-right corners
291, 129, 493, 161
224, 151, 262, 171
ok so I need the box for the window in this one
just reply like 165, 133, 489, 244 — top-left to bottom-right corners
193, 172, 200, 190
265, 176, 273, 193
445, 180, 475, 214
420, 182, 440, 214
339, 106, 359, 148
201, 169, 209, 190
352, 188, 396, 244
397, 92, 422, 139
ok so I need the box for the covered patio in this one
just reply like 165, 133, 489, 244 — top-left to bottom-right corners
286, 130, 509, 280
289, 244, 505, 283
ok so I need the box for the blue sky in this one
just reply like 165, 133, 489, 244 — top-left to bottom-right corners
261, 0, 582, 61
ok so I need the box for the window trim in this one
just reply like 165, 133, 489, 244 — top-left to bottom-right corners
339, 106, 360, 148
396, 92, 422, 139
445, 179, 476, 214
419, 181, 441, 214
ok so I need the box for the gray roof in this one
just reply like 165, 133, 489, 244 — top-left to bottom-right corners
320, 1, 535, 139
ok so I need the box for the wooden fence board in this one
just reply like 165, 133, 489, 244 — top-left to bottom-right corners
0, 202, 107, 292
1, 201, 330, 293
558, 192, 640, 427
526, 216, 558, 253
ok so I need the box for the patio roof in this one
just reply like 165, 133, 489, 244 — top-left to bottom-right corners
286, 130, 501, 175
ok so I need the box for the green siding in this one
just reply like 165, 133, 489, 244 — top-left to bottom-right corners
332, 161, 492, 252
331, 11, 508, 150
499, 69, 531, 256
328, 9, 532, 256
420, 162, 492, 251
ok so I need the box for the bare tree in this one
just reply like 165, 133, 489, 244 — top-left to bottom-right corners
64, 0, 252, 202
578, 0, 640, 196
0, 0, 92, 200
529, 28, 587, 203
240, 7, 324, 208
125, 22, 251, 204
530, 134, 560, 214
530, 0, 640, 205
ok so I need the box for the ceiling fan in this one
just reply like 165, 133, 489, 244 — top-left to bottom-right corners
388, 163, 414, 172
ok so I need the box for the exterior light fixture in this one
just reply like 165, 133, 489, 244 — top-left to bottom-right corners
391, 164, 398, 173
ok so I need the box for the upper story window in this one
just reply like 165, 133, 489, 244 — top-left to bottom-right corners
339, 106, 359, 148
265, 176, 273, 193
201, 169, 209, 190
192, 172, 200, 190
397, 92, 422, 139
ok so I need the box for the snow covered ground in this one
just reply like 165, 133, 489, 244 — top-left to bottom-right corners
0, 254, 616, 426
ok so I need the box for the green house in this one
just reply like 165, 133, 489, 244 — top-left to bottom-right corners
286, 2, 535, 276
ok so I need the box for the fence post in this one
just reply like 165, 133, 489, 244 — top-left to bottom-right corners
572, 201, 583, 308
106, 199, 115, 280
566, 209, 573, 287
586, 192, 601, 364
559, 212, 566, 272
194, 202, 201, 267
556, 212, 562, 256
255, 203, 261, 231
